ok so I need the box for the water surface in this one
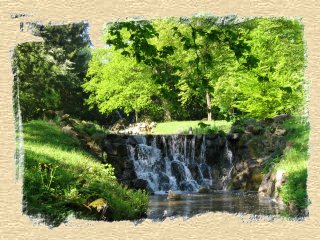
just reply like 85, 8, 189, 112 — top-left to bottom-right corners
147, 191, 285, 220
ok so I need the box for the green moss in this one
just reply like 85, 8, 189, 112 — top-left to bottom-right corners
23, 120, 148, 227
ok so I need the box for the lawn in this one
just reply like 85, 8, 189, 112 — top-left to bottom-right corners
23, 120, 148, 226
152, 120, 232, 135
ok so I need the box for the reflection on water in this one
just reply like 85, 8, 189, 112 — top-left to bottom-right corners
147, 191, 285, 220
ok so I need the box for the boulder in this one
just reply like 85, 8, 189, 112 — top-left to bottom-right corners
167, 190, 182, 200
272, 114, 291, 123
198, 187, 210, 194
258, 171, 276, 197
43, 109, 56, 120
274, 128, 286, 136
275, 170, 286, 190
62, 125, 78, 138
88, 198, 108, 213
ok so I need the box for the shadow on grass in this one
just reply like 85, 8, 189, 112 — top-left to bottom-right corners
23, 120, 80, 150
23, 148, 93, 227
23, 147, 148, 227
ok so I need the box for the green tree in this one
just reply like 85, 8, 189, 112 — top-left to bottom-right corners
213, 18, 305, 119
13, 22, 95, 121
172, 16, 256, 121
83, 47, 159, 122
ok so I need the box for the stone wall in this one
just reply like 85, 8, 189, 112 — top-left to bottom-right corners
100, 133, 228, 191
98, 115, 290, 197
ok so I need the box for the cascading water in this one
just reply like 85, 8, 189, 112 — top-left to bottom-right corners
222, 140, 234, 190
13, 65, 25, 181
127, 135, 217, 193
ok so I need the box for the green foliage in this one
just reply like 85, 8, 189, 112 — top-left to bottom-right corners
23, 120, 148, 227
83, 47, 160, 121
275, 117, 310, 209
213, 18, 305, 119
84, 16, 305, 122
12, 22, 106, 123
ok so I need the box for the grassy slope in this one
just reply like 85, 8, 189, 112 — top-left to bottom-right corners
152, 120, 232, 134
23, 120, 148, 226
276, 117, 310, 210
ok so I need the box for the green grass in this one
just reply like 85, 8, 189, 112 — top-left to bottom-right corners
274, 117, 310, 210
152, 120, 232, 134
23, 120, 148, 227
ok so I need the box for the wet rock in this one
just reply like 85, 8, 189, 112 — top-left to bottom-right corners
179, 181, 195, 192
247, 159, 258, 169
188, 163, 202, 181
258, 171, 276, 197
167, 190, 182, 200
133, 136, 146, 145
198, 187, 210, 194
209, 179, 223, 190
127, 136, 138, 146
131, 178, 148, 190
158, 172, 170, 186
200, 165, 210, 180
235, 162, 244, 171
171, 161, 186, 184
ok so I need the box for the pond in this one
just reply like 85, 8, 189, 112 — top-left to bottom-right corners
147, 191, 286, 220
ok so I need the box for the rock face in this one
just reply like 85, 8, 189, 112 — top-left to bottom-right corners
227, 115, 289, 196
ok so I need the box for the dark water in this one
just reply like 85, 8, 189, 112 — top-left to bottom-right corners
147, 191, 285, 220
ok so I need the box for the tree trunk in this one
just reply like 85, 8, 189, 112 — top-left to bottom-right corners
135, 110, 138, 123
206, 90, 212, 121
163, 99, 172, 121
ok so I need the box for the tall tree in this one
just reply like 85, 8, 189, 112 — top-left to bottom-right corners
83, 47, 159, 122
13, 22, 94, 121
212, 18, 305, 119
172, 16, 256, 121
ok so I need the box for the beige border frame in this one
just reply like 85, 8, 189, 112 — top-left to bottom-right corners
1, 1, 319, 239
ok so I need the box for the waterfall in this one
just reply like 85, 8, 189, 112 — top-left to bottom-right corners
13, 67, 25, 181
222, 140, 234, 191
127, 135, 214, 193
